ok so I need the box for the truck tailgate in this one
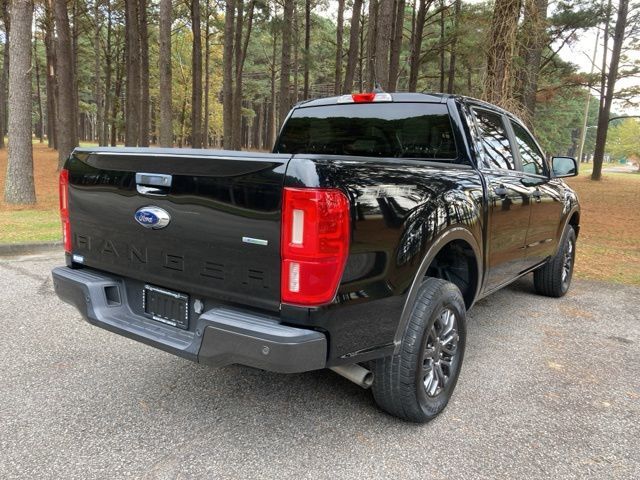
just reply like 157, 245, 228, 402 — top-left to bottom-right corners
66, 148, 291, 312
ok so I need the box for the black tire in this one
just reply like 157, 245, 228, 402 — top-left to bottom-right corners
372, 278, 466, 423
533, 226, 576, 298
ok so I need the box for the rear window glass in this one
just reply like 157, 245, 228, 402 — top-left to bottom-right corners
275, 103, 458, 161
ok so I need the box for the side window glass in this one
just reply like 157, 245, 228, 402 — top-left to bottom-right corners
473, 109, 516, 171
511, 121, 546, 175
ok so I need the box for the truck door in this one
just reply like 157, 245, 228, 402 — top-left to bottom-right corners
508, 120, 565, 267
471, 108, 532, 291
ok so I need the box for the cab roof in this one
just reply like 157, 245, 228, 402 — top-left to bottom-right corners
295, 92, 450, 108
293, 92, 519, 121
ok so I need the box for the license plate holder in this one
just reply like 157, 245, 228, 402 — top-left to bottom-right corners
143, 285, 189, 330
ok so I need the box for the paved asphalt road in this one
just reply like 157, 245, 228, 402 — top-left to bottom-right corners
1, 252, 639, 480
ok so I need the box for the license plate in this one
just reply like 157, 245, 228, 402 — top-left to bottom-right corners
143, 285, 189, 330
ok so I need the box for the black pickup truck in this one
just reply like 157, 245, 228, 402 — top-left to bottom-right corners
52, 92, 580, 422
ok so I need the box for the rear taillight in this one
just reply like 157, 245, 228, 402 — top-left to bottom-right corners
281, 187, 350, 306
59, 169, 71, 253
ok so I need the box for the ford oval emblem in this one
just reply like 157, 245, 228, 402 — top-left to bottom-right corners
135, 206, 171, 229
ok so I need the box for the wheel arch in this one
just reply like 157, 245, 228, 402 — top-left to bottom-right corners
568, 210, 580, 237
554, 206, 580, 255
393, 227, 482, 354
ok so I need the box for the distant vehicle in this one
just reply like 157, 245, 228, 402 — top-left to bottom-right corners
52, 93, 580, 422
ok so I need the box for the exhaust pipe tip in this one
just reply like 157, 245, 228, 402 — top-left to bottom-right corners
330, 364, 374, 389
361, 371, 374, 388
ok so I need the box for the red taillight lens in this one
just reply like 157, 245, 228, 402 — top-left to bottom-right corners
59, 169, 71, 253
281, 187, 350, 306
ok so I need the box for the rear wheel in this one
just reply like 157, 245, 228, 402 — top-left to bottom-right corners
372, 278, 466, 423
533, 226, 576, 298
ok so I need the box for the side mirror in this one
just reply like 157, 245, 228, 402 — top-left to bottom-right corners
551, 156, 578, 178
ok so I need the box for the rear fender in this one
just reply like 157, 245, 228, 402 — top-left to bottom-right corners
282, 155, 485, 363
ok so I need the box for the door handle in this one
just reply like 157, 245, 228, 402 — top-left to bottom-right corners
532, 189, 542, 202
495, 185, 508, 197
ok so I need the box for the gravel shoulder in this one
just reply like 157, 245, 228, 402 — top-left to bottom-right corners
1, 253, 638, 480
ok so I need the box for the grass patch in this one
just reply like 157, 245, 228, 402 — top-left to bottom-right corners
611, 172, 640, 181
0, 144, 61, 245
0, 209, 61, 244
566, 174, 640, 285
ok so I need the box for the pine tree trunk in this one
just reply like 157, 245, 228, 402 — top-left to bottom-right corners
93, 1, 103, 145
54, 0, 78, 167
266, 16, 278, 149
4, 0, 36, 204
334, 0, 345, 94
292, 11, 299, 104
0, 0, 10, 149
342, 0, 362, 94
592, 0, 629, 181
358, 12, 365, 91
484, 0, 520, 106
243, 1, 256, 126
261, 97, 268, 149
516, 0, 548, 123
34, 30, 44, 143
179, 96, 187, 147
111, 46, 124, 146
439, 0, 445, 92
231, 0, 244, 144
374, 0, 393, 90
222, 0, 235, 149
125, 0, 140, 146
598, 0, 612, 123
231, 0, 245, 150
408, 0, 427, 92
159, 0, 172, 147
190, 0, 203, 148
253, 101, 262, 148
447, 0, 461, 93
203, 0, 210, 148
44, 0, 56, 149
71, 0, 79, 140
303, 0, 311, 99
102, 2, 112, 146
138, 0, 150, 146
365, 0, 378, 91
279, 0, 294, 127
388, 0, 405, 91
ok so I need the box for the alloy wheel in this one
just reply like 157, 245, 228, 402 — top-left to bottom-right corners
422, 308, 459, 397
562, 238, 574, 284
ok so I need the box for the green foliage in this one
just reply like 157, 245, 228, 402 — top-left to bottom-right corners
534, 89, 599, 156
17, 0, 633, 153
606, 119, 640, 161
550, 0, 604, 31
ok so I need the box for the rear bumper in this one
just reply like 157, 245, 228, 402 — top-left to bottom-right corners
51, 266, 327, 373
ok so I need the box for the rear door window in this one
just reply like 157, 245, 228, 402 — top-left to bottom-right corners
275, 103, 458, 161
473, 109, 516, 171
